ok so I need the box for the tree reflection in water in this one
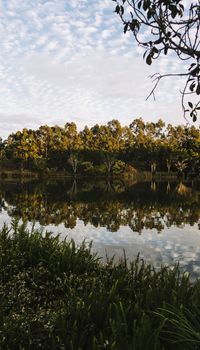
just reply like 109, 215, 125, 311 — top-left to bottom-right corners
0, 179, 199, 234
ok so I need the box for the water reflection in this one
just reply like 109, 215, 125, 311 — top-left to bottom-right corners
0, 179, 200, 276
0, 179, 199, 233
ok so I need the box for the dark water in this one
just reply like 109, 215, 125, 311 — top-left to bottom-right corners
0, 178, 200, 276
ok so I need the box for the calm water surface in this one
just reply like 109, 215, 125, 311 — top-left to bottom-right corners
0, 179, 200, 276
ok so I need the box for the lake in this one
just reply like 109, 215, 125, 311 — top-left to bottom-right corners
0, 178, 200, 277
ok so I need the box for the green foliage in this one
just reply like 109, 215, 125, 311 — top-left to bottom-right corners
112, 160, 126, 174
155, 305, 200, 349
0, 223, 200, 349
1, 119, 200, 176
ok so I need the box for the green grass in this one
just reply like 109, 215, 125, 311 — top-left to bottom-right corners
0, 221, 199, 349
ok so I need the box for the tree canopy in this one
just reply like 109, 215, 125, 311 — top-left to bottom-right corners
1, 119, 200, 176
113, 0, 200, 121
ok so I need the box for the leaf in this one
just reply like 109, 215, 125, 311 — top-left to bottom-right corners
189, 82, 196, 92
169, 5, 178, 18
153, 46, 158, 54
115, 5, 120, 14
147, 10, 152, 20
193, 115, 197, 122
196, 84, 200, 95
188, 102, 193, 109
146, 54, 152, 65
143, 0, 148, 11
189, 63, 196, 71
130, 19, 140, 32
120, 5, 124, 15
123, 22, 129, 34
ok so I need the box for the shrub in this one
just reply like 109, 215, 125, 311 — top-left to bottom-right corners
0, 222, 198, 350
112, 160, 126, 175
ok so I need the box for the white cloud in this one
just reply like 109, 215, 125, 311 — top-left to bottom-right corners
0, 0, 197, 139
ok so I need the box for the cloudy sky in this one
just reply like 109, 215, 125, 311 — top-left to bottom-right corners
0, 0, 195, 139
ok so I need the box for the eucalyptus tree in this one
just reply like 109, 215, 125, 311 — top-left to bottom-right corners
129, 118, 164, 169
0, 138, 5, 163
5, 129, 41, 172
145, 119, 165, 143
94, 120, 129, 174
180, 125, 200, 159
64, 122, 83, 152
80, 126, 95, 150
38, 125, 53, 159
107, 119, 125, 150
50, 125, 65, 152
166, 124, 186, 152
129, 118, 146, 147
64, 123, 83, 174
129, 118, 165, 147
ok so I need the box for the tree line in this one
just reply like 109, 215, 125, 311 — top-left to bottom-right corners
0, 118, 199, 176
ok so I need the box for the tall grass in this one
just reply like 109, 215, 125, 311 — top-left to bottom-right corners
0, 221, 199, 349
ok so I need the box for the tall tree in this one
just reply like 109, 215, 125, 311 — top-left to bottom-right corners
38, 125, 53, 159
64, 122, 82, 152
5, 129, 41, 172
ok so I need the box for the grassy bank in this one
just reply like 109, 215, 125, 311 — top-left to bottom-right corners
0, 223, 200, 349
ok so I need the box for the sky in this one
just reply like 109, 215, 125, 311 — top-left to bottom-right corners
0, 0, 196, 139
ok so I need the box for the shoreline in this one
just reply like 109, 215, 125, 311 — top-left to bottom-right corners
0, 169, 199, 182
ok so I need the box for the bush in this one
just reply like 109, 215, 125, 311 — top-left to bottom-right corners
112, 160, 126, 175
0, 222, 198, 350
124, 164, 138, 176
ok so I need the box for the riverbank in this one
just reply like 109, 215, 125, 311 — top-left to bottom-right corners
1, 223, 200, 349
0, 168, 198, 182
